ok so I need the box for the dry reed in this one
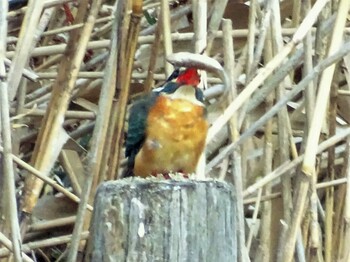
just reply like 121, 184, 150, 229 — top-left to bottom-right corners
1, 0, 350, 261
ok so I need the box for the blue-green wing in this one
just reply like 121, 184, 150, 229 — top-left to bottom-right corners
124, 93, 157, 169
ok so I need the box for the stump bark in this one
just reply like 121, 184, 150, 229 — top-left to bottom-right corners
87, 178, 237, 262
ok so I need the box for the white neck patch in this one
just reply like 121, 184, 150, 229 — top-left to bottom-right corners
162, 85, 204, 106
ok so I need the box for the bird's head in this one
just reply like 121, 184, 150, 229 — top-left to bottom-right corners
159, 67, 204, 105
158, 67, 203, 101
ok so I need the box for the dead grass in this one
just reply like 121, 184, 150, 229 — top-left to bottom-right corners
0, 0, 350, 261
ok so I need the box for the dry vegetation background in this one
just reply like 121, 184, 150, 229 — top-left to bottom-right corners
0, 0, 350, 261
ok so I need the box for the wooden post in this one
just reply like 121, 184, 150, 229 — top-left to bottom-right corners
86, 178, 237, 261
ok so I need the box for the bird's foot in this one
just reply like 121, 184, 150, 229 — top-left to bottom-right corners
152, 171, 189, 180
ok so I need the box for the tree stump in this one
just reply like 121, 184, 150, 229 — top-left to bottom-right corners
87, 178, 237, 262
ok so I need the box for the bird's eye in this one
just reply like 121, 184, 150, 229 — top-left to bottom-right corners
166, 68, 180, 82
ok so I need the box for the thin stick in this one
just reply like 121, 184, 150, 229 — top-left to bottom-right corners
0, 232, 89, 258
36, 72, 104, 79
4, 58, 38, 82
0, 233, 33, 262
192, 0, 207, 54
309, 174, 321, 255
0, 1, 23, 261
231, 154, 250, 261
324, 66, 339, 262
245, 0, 256, 76
104, 1, 135, 180
59, 150, 82, 196
342, 136, 350, 260
271, 0, 293, 225
222, 18, 237, 175
316, 178, 347, 189
243, 178, 348, 205
300, 3, 315, 252
222, 18, 248, 261
334, 136, 350, 259
9, 108, 95, 119
160, 0, 173, 75
41, 16, 112, 36
192, 1, 208, 180
256, 26, 274, 260
143, 20, 162, 92
302, 0, 316, 129
107, 0, 143, 181
28, 216, 76, 232
65, 0, 113, 261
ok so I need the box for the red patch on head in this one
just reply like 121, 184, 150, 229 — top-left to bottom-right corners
176, 68, 201, 86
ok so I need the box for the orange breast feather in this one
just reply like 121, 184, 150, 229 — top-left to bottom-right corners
134, 95, 208, 177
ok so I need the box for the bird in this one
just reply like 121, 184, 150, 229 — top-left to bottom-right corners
123, 67, 208, 178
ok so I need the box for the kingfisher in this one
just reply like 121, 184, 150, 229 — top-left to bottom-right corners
123, 67, 208, 178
